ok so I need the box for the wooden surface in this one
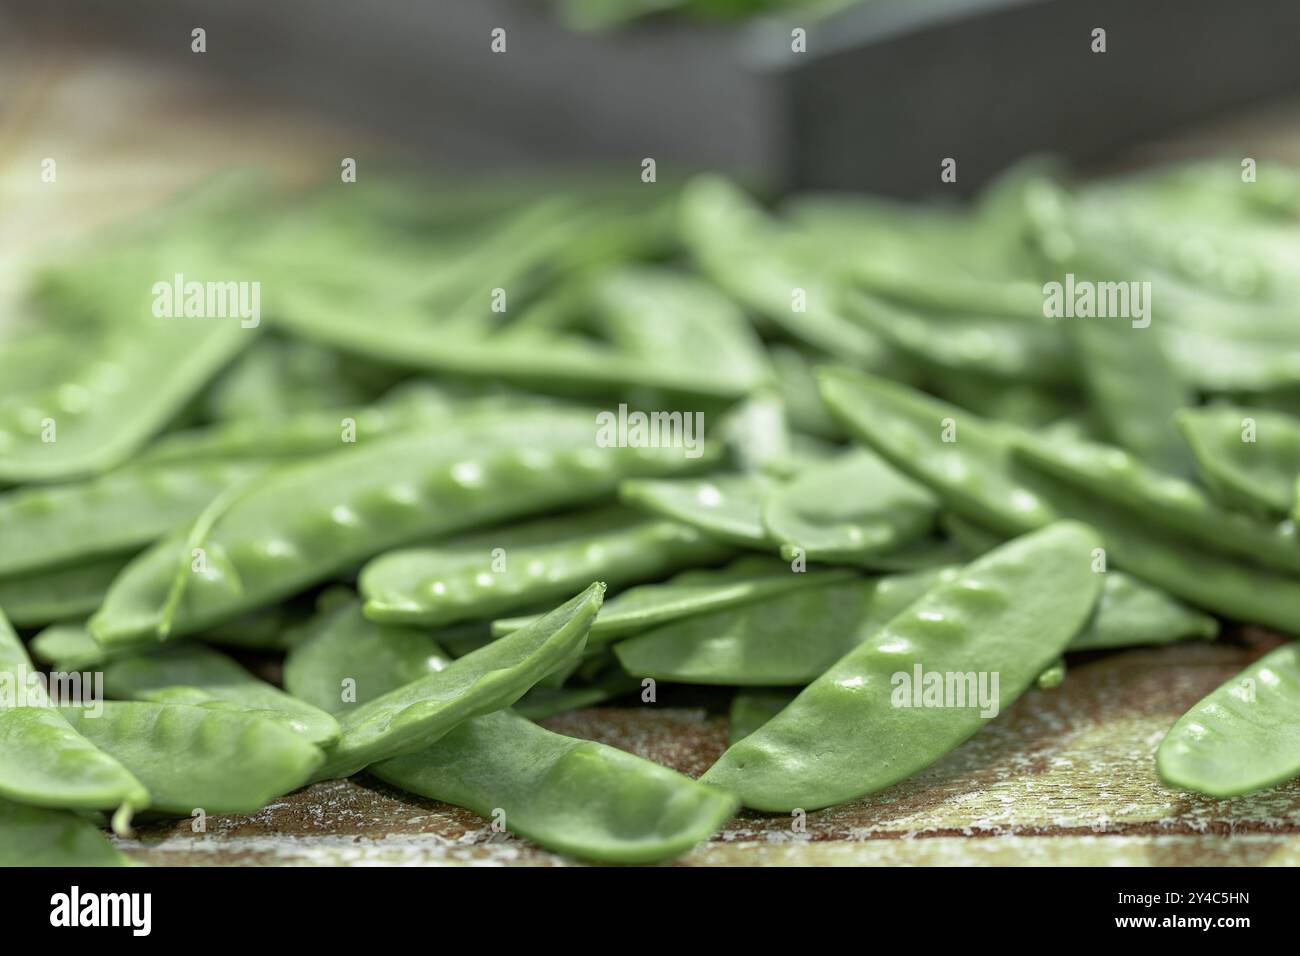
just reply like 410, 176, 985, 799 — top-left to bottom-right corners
4, 48, 1300, 867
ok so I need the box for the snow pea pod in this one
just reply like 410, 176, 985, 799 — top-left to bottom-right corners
1175, 405, 1300, 517
360, 505, 731, 627
61, 701, 323, 816
372, 708, 738, 864
284, 600, 451, 715
0, 609, 149, 824
701, 522, 1104, 811
761, 449, 938, 565
614, 569, 948, 686
90, 411, 702, 645
0, 797, 130, 867
1014, 433, 1300, 576
0, 553, 127, 627
620, 472, 779, 548
101, 644, 340, 747
1157, 642, 1300, 798
0, 460, 267, 577
817, 366, 1053, 537
491, 556, 858, 640
318, 583, 602, 779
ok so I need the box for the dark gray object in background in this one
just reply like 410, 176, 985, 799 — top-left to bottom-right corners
7, 0, 1300, 196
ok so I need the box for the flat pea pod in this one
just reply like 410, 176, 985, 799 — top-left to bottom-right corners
0, 553, 127, 628
1175, 405, 1300, 517
0, 460, 266, 577
30, 624, 129, 671
1014, 432, 1300, 576
0, 797, 130, 867
359, 505, 731, 627
614, 569, 949, 686
761, 449, 938, 565
318, 583, 602, 779
90, 412, 701, 646
0, 266, 255, 482
941, 514, 1219, 650
491, 556, 859, 641
728, 689, 798, 745
701, 522, 1104, 811
1157, 642, 1300, 798
817, 366, 1053, 537
619, 473, 779, 548
61, 701, 324, 816
284, 600, 451, 715
372, 709, 738, 864
101, 644, 341, 747
0, 608, 149, 825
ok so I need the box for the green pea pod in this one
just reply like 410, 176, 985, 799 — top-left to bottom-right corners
90, 411, 703, 645
319, 583, 602, 779
360, 506, 732, 627
841, 287, 1073, 385
1175, 405, 1300, 517
513, 670, 639, 721
762, 449, 938, 565
491, 556, 858, 640
0, 554, 127, 628
61, 701, 323, 816
1157, 642, 1300, 798
101, 644, 340, 747
0, 797, 130, 867
372, 709, 738, 864
615, 569, 948, 686
1014, 432, 1300, 576
620, 473, 779, 547
768, 345, 845, 440
818, 366, 1054, 536
0, 460, 267, 577
728, 689, 798, 745
284, 600, 452, 715
701, 522, 1104, 811
0, 608, 149, 826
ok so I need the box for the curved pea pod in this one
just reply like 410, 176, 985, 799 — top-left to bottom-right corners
762, 449, 938, 565
284, 600, 451, 715
90, 412, 700, 646
0, 609, 149, 824
1013, 432, 1300, 576
1013, 455, 1300, 634
0, 284, 255, 482
0, 554, 127, 628
318, 583, 602, 779
614, 569, 947, 686
840, 287, 1073, 385
1157, 642, 1300, 798
61, 701, 323, 816
817, 366, 1055, 536
701, 522, 1104, 811
0, 798, 130, 867
619, 473, 779, 548
372, 709, 738, 864
101, 644, 340, 747
0, 460, 267, 577
1175, 405, 1300, 517
728, 689, 798, 745
491, 556, 859, 640
360, 506, 732, 627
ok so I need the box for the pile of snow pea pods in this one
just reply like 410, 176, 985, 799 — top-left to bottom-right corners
2, 160, 1300, 866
